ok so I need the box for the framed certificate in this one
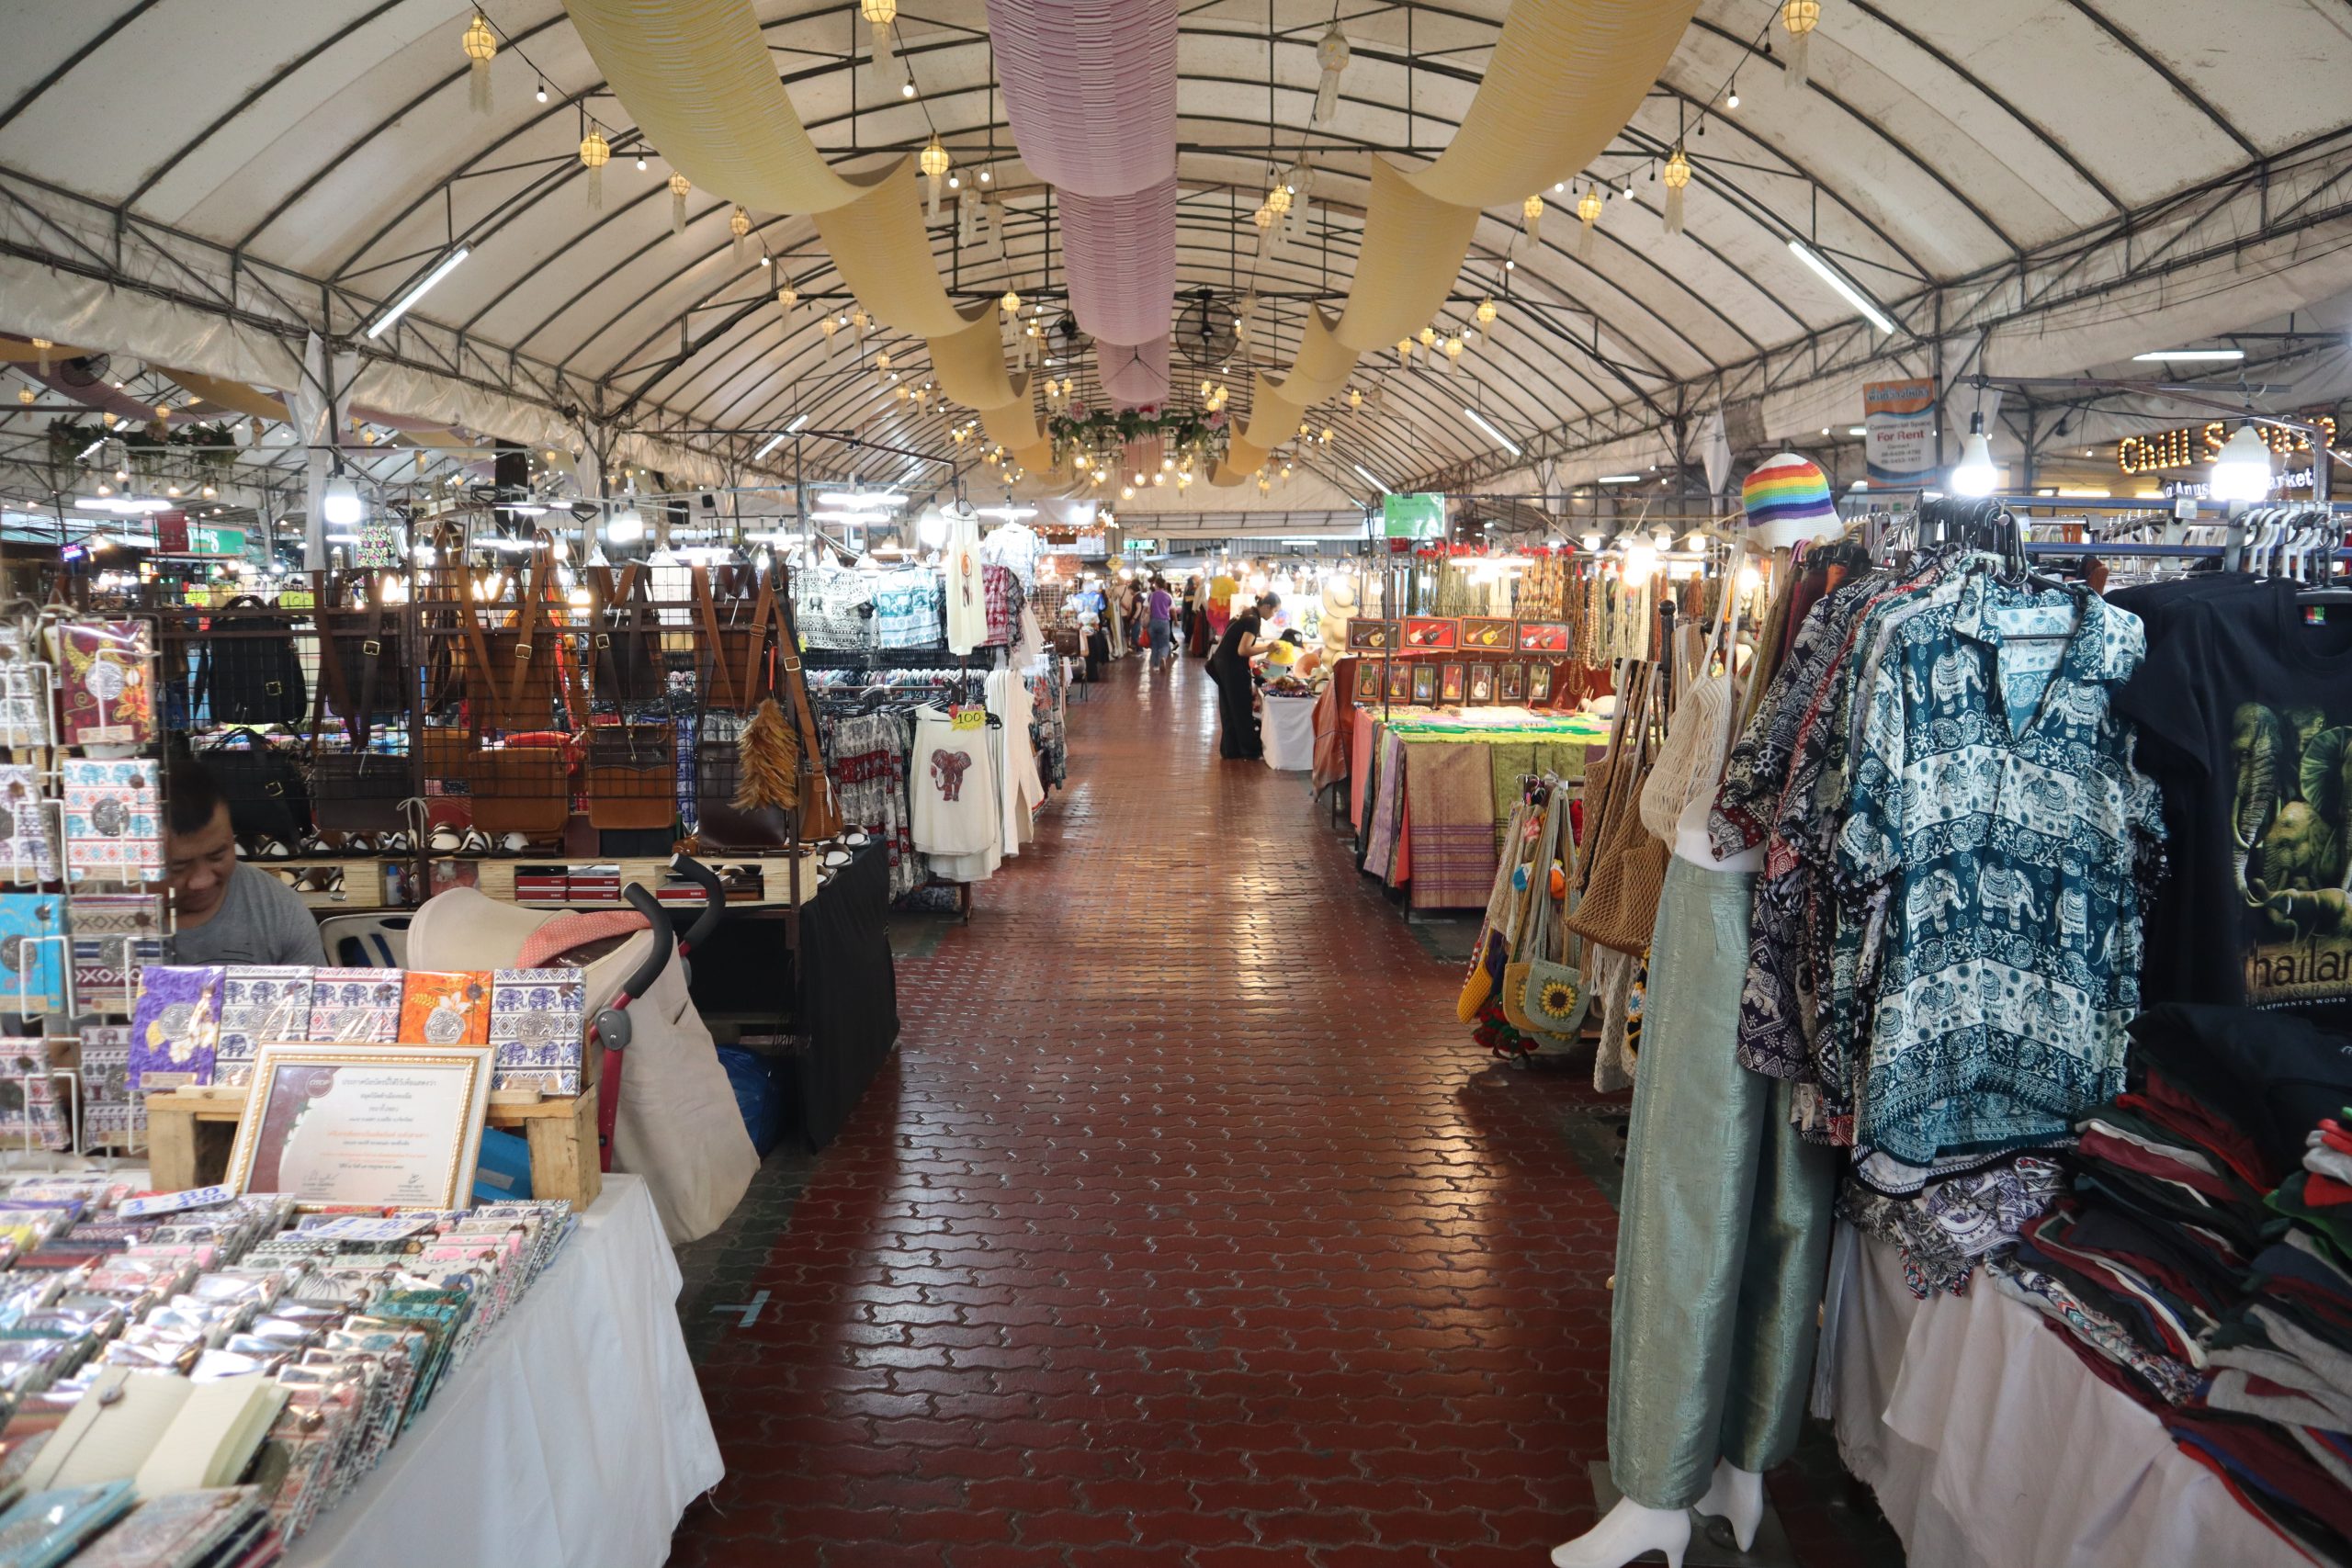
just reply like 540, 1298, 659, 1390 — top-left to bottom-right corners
225, 1043, 494, 1209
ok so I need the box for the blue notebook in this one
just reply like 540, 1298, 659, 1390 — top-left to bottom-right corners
0, 1480, 136, 1568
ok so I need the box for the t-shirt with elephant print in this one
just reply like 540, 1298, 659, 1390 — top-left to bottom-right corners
2112, 576, 2352, 1031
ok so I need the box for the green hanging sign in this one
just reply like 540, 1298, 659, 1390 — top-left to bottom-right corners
1382, 492, 1445, 538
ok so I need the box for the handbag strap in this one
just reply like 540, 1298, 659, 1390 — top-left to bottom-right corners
690, 568, 740, 710
1520, 790, 1566, 962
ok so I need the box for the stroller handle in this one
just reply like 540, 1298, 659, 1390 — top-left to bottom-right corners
666, 852, 727, 952
617, 885, 675, 1002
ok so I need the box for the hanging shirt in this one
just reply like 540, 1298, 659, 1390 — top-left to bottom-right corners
979, 522, 1043, 590
871, 568, 943, 649
1834, 570, 2165, 1166
909, 706, 996, 857
2112, 576, 2352, 1029
944, 508, 987, 655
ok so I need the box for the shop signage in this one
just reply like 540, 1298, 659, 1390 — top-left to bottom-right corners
2118, 415, 2340, 475
1123, 537, 1159, 554
1863, 378, 1938, 486
1383, 492, 1445, 538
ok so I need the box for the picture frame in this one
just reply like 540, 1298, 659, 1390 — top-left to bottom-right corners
1498, 662, 1527, 703
1516, 620, 1572, 654
225, 1043, 494, 1210
1467, 663, 1498, 705
1401, 616, 1459, 652
1528, 660, 1555, 705
1385, 660, 1414, 703
1353, 660, 1383, 701
1460, 617, 1513, 652
1347, 619, 1398, 653
1411, 663, 1439, 705
1440, 662, 1467, 704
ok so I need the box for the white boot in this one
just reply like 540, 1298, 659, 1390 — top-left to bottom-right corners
1549, 1495, 1690, 1568
1694, 1461, 1765, 1553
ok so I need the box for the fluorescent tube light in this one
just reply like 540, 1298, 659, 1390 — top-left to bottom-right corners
1787, 240, 1894, 335
1463, 407, 1521, 457
752, 432, 789, 461
73, 496, 174, 514
1597, 474, 1645, 484
365, 247, 469, 339
1350, 463, 1393, 494
786, 413, 809, 432
2132, 348, 2245, 362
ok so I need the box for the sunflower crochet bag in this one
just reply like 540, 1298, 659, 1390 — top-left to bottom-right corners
1502, 795, 1585, 1044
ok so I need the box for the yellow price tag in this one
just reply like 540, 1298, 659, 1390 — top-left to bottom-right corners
951, 705, 987, 731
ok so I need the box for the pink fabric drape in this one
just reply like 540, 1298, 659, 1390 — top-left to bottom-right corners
986, 0, 1178, 404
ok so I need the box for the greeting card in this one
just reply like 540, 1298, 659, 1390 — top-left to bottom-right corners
399, 971, 492, 1046
129, 964, 225, 1091
61, 759, 162, 883
306, 968, 403, 1043
0, 766, 57, 885
0, 625, 48, 750
53, 620, 154, 748
0, 894, 66, 1014
78, 1025, 140, 1145
489, 968, 584, 1095
219, 965, 317, 1086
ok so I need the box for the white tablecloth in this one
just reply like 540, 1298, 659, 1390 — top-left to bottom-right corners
292, 1175, 724, 1568
1262, 693, 1317, 771
1825, 1224, 2298, 1568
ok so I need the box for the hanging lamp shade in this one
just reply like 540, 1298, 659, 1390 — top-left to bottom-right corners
1266, 183, 1293, 217
1419, 325, 1438, 349
920, 135, 950, 220
876, 350, 893, 372
861, 0, 898, 79
1442, 335, 1464, 371
1476, 297, 1498, 327
1522, 192, 1544, 240
669, 172, 691, 234
1001, 288, 1021, 315
1577, 186, 1604, 260
462, 15, 497, 114
1348, 387, 1363, 410
1314, 24, 1351, 126
776, 285, 797, 313
1782, 0, 1821, 89
580, 128, 611, 209
819, 316, 839, 359
1396, 338, 1413, 364
729, 203, 752, 259
1661, 148, 1691, 237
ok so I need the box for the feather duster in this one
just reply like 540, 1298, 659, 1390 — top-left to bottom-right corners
734, 698, 799, 812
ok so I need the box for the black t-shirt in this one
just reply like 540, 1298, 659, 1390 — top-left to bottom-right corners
1213, 612, 1262, 665
2111, 576, 2352, 1029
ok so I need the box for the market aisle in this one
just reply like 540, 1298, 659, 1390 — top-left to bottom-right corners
666, 657, 1858, 1567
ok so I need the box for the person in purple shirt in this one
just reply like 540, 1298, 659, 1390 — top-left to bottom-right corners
1147, 578, 1176, 669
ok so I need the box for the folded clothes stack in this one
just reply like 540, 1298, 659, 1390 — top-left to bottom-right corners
1982, 1005, 2352, 1563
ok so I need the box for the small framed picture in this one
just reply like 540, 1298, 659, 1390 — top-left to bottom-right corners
1461, 617, 1512, 651
226, 1043, 495, 1209
1411, 663, 1439, 705
1440, 662, 1467, 704
1353, 660, 1383, 701
1385, 660, 1414, 702
1529, 660, 1555, 705
1348, 620, 1397, 653
1498, 662, 1527, 703
1402, 616, 1458, 652
1467, 663, 1497, 705
1516, 620, 1571, 654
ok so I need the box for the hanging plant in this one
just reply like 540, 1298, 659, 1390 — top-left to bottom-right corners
1045, 406, 1226, 463
47, 418, 242, 475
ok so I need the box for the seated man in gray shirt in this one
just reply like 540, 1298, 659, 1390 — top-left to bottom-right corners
164, 760, 328, 967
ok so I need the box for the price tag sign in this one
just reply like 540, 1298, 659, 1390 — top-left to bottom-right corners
119, 1184, 237, 1220
950, 706, 987, 731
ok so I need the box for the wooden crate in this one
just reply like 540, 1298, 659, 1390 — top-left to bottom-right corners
143, 1080, 603, 1212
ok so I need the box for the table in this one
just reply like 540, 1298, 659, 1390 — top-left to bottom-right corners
291, 1175, 723, 1568
1261, 692, 1318, 771
1825, 1224, 2299, 1568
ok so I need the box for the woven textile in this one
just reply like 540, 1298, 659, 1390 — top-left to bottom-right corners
822, 712, 922, 897
1403, 739, 1499, 910
872, 569, 944, 649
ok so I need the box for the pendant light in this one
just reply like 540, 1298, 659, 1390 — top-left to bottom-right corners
2210, 423, 2275, 502
669, 173, 691, 234
1661, 148, 1691, 237
1577, 186, 1604, 260
461, 15, 497, 114
1314, 25, 1351, 125
1521, 192, 1544, 240
1950, 412, 1998, 497
729, 205, 752, 260
579, 128, 610, 209
920, 136, 950, 221
1782, 1, 1821, 90
861, 0, 897, 81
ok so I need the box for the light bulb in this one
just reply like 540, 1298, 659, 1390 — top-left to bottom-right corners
2210, 423, 2275, 502
321, 475, 364, 526
636, 154, 648, 171
1726, 89, 1739, 108
900, 81, 915, 98
1950, 432, 1998, 497
536, 82, 548, 104
608, 509, 645, 543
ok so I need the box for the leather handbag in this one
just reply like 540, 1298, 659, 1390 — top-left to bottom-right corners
198, 737, 311, 845
455, 543, 579, 732
584, 722, 678, 830
1566, 662, 1672, 956
692, 711, 791, 851
693, 565, 779, 711
315, 574, 408, 733
586, 564, 667, 707
463, 728, 571, 841
311, 749, 411, 834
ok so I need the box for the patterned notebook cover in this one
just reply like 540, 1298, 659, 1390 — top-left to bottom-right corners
0, 625, 49, 750
398, 972, 492, 1046
219, 965, 317, 1086
129, 964, 225, 1090
79, 1024, 142, 1144
0, 893, 65, 1015
306, 968, 403, 1042
61, 758, 162, 883
489, 967, 585, 1094
54, 619, 155, 748
0, 764, 57, 885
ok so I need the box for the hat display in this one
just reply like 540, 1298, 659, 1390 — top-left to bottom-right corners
1740, 452, 1840, 547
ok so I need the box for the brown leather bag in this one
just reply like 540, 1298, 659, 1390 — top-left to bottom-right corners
1564, 663, 1671, 956
584, 722, 677, 831
456, 543, 580, 732
691, 565, 777, 712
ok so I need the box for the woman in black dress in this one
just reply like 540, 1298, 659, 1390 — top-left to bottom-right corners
1206, 592, 1277, 759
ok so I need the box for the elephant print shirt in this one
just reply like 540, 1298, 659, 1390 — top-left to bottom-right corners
1835, 570, 2164, 1166
908, 708, 997, 857
2112, 577, 2352, 1030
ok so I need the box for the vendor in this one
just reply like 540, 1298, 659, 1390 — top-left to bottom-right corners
1207, 592, 1279, 761
162, 759, 328, 966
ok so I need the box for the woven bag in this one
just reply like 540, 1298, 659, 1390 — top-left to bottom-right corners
1501, 795, 1583, 1045
1566, 665, 1671, 956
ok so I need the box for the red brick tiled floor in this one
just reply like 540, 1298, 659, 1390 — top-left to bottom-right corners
667, 653, 1896, 1567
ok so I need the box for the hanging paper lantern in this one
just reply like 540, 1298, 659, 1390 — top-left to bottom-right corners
28, 339, 50, 376
1266, 183, 1293, 218
14, 388, 30, 407
1396, 338, 1413, 365
1419, 325, 1438, 350
894, 385, 910, 402
1314, 24, 1351, 126
876, 350, 894, 373
1577, 186, 1604, 261
861, 0, 898, 79
669, 173, 691, 235
580, 128, 611, 210
1476, 299, 1498, 330
1782, 0, 1820, 89
776, 285, 797, 315
1522, 193, 1545, 240
1348, 387, 1363, 411
462, 15, 497, 114
851, 308, 869, 348
1662, 148, 1691, 236
1252, 204, 1274, 231
920, 135, 950, 221
1001, 288, 1021, 315
729, 204, 752, 260
1442, 336, 1464, 372
820, 316, 839, 359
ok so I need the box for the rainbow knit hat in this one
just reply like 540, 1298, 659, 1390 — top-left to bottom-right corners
1740, 452, 1838, 546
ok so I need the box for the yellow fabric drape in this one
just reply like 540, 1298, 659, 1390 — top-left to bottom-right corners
1241, 378, 1307, 453
928, 307, 1022, 412
0, 341, 83, 363
564, 0, 856, 214
813, 162, 974, 340
1211, 435, 1272, 487
1331, 159, 1485, 355
162, 370, 287, 422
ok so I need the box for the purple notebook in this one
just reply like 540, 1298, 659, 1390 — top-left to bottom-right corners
128, 964, 225, 1092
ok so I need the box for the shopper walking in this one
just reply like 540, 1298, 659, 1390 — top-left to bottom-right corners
1147, 577, 1176, 668
1206, 592, 1277, 760
1181, 574, 1204, 657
